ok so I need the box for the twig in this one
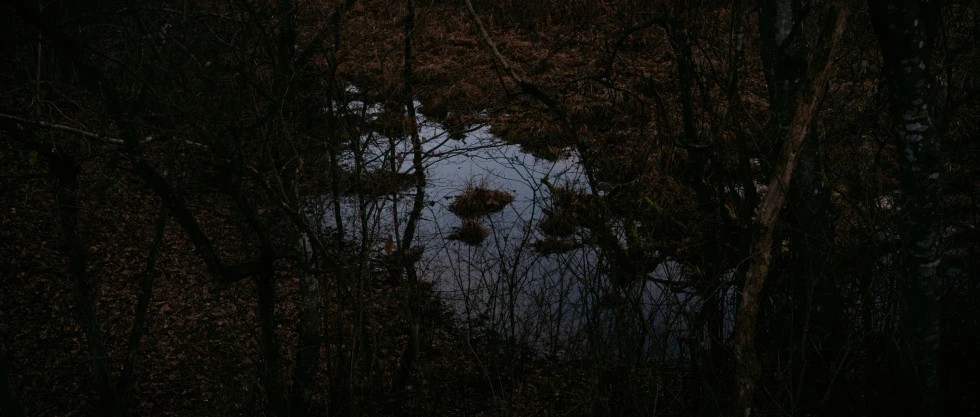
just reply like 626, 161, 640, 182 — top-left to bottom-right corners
0, 112, 207, 147
0, 112, 125, 144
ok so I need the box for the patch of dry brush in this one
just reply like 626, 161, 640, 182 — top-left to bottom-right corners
448, 185, 515, 218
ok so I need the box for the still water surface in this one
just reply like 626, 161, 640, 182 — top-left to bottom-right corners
319, 100, 690, 355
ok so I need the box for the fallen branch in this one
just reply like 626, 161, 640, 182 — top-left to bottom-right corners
0, 112, 206, 147
0, 112, 125, 144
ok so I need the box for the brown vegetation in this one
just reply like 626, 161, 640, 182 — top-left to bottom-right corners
447, 218, 490, 246
532, 238, 581, 255
447, 185, 515, 218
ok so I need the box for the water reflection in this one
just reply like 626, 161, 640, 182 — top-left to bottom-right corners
316, 102, 694, 357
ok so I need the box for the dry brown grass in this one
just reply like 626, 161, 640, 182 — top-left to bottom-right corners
447, 218, 490, 246
532, 238, 581, 255
341, 170, 417, 197
448, 184, 515, 218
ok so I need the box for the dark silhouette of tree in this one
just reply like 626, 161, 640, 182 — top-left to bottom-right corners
869, 1, 942, 415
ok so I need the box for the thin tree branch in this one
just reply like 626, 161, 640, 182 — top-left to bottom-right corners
0, 112, 126, 144
118, 203, 169, 405
0, 112, 206, 147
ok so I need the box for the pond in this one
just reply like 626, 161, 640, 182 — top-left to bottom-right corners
316, 98, 693, 357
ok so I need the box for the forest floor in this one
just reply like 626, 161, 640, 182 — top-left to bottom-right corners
0, 2, 724, 416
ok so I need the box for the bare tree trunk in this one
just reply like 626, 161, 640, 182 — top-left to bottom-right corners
270, 0, 325, 413
52, 152, 123, 417
327, 136, 346, 245
227, 185, 292, 417
393, 0, 425, 391
732, 7, 849, 416
118, 202, 168, 406
399, 0, 426, 282
0, 343, 25, 417
290, 210, 322, 416
663, 11, 729, 410
868, 1, 942, 415
758, 0, 840, 410
256, 258, 287, 416
665, 18, 699, 147
324, 2, 358, 248
758, 0, 808, 161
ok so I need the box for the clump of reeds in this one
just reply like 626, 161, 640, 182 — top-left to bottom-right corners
489, 113, 571, 160
539, 185, 603, 232
532, 238, 581, 255
341, 170, 417, 197
448, 185, 515, 218
538, 208, 579, 238
448, 218, 490, 246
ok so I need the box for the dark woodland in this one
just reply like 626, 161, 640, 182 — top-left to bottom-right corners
0, 0, 977, 416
